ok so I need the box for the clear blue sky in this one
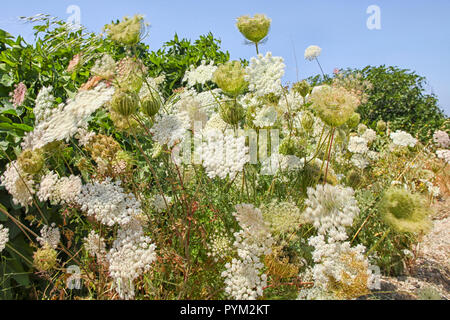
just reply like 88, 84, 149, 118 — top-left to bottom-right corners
1, 0, 449, 116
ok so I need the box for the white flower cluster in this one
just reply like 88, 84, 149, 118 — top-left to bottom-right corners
433, 130, 450, 148
37, 172, 81, 205
182, 61, 217, 88
33, 86, 55, 124
75, 128, 96, 147
84, 230, 107, 262
75, 179, 142, 227
390, 130, 417, 148
139, 75, 165, 102
0, 161, 35, 208
304, 184, 360, 242
307, 235, 378, 291
245, 52, 285, 97
107, 219, 157, 299
199, 130, 249, 180
207, 231, 233, 262
204, 113, 228, 132
436, 149, 450, 164
150, 114, 188, 148
361, 128, 377, 144
221, 204, 273, 300
304, 45, 322, 61
0, 225, 9, 253
37, 223, 60, 249
91, 53, 116, 79
252, 105, 277, 128
348, 136, 369, 154
22, 83, 114, 150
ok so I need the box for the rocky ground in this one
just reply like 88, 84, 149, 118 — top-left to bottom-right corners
367, 196, 449, 300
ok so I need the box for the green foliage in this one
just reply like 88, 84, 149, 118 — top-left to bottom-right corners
351, 66, 447, 142
144, 32, 230, 96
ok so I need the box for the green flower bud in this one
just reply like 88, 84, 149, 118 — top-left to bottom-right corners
220, 100, 245, 125
111, 90, 139, 117
376, 120, 387, 132
213, 61, 248, 97
141, 95, 161, 117
18, 149, 44, 175
300, 111, 314, 131
236, 14, 271, 44
292, 80, 311, 98
33, 245, 58, 272
346, 112, 361, 129
104, 15, 146, 46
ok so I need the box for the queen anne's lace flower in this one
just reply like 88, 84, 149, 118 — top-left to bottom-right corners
37, 172, 81, 205
304, 45, 322, 61
222, 204, 273, 300
252, 105, 277, 128
0, 161, 35, 208
433, 130, 450, 148
245, 52, 285, 97
199, 130, 249, 179
390, 130, 417, 148
150, 114, 188, 148
304, 184, 359, 242
361, 128, 377, 144
75, 179, 142, 227
183, 61, 217, 88
107, 219, 157, 299
23, 83, 114, 150
37, 223, 60, 249
91, 54, 116, 79
0, 225, 9, 253
436, 149, 450, 164
348, 136, 369, 154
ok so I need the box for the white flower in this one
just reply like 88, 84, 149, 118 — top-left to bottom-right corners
23, 83, 114, 150
107, 219, 157, 299
37, 223, 60, 249
0, 161, 35, 208
84, 231, 107, 262
0, 225, 9, 253
252, 105, 277, 128
150, 114, 188, 148
433, 130, 450, 148
91, 53, 116, 79
37, 172, 81, 205
245, 52, 285, 97
304, 45, 322, 61
199, 130, 249, 180
75, 179, 142, 227
278, 90, 304, 113
304, 184, 359, 242
351, 153, 370, 170
348, 136, 369, 154
362, 128, 377, 144
34, 86, 55, 124
37, 171, 59, 203
436, 149, 450, 164
390, 130, 417, 148
182, 61, 217, 88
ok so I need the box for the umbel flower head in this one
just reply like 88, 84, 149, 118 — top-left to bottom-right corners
310, 85, 360, 127
33, 245, 58, 272
236, 14, 271, 44
304, 45, 322, 61
379, 187, 432, 234
213, 61, 248, 97
292, 80, 311, 98
18, 148, 44, 175
104, 14, 147, 46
